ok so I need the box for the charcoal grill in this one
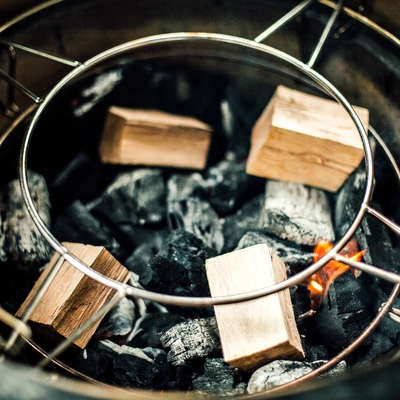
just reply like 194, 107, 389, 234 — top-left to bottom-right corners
0, 1, 400, 398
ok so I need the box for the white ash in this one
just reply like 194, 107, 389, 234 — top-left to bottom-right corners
166, 173, 207, 207
235, 231, 313, 269
171, 197, 224, 253
160, 317, 221, 366
247, 359, 347, 394
5, 170, 52, 269
261, 181, 335, 246
72, 68, 124, 117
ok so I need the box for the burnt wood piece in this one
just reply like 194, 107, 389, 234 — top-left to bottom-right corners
160, 317, 221, 366
73, 340, 171, 390
99, 107, 213, 169
16, 242, 130, 349
235, 231, 314, 271
127, 312, 186, 349
246, 85, 369, 192
140, 229, 217, 318
261, 180, 335, 246
206, 244, 304, 372
51, 200, 121, 257
334, 165, 367, 237
204, 159, 264, 216
355, 203, 398, 295
124, 243, 156, 282
88, 168, 166, 226
5, 170, 52, 271
221, 80, 275, 160
247, 360, 347, 394
93, 297, 136, 342
168, 197, 224, 253
49, 151, 108, 215
192, 358, 247, 396
222, 193, 265, 252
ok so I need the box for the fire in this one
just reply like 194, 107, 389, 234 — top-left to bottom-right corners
306, 239, 365, 311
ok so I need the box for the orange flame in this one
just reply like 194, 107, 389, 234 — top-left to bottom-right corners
306, 239, 365, 311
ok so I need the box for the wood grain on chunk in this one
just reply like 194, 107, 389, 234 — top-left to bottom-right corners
206, 244, 304, 372
246, 86, 369, 192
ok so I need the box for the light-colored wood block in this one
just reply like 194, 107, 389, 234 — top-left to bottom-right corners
99, 107, 213, 170
246, 86, 369, 192
205, 244, 304, 372
16, 242, 130, 349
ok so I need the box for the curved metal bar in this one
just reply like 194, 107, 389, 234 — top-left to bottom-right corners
319, 0, 400, 49
254, 0, 315, 43
307, 0, 343, 68
369, 125, 400, 182
335, 255, 400, 283
0, 38, 81, 68
0, 0, 65, 34
365, 205, 400, 235
0, 68, 43, 104
263, 282, 400, 395
19, 32, 374, 308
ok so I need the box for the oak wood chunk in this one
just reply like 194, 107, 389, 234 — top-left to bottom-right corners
246, 85, 369, 192
16, 242, 130, 349
205, 244, 304, 372
99, 107, 213, 170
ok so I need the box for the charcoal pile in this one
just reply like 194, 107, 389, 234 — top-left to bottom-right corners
0, 61, 399, 396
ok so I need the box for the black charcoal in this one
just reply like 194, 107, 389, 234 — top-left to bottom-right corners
235, 231, 313, 270
334, 273, 372, 344
160, 317, 221, 366
350, 332, 396, 370
141, 229, 217, 317
334, 166, 367, 237
221, 81, 274, 159
356, 204, 398, 295
301, 339, 330, 362
169, 197, 224, 253
93, 297, 136, 342
5, 170, 52, 271
127, 312, 186, 348
81, 340, 171, 389
192, 358, 247, 396
261, 181, 335, 246
302, 286, 348, 351
204, 159, 262, 216
50, 200, 121, 256
124, 244, 156, 282
49, 151, 108, 214
88, 168, 166, 226
221, 193, 264, 252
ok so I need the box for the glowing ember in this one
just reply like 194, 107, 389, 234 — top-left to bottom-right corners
306, 238, 365, 311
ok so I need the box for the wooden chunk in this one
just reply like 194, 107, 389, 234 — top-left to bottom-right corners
205, 244, 304, 372
99, 107, 213, 169
16, 242, 130, 349
246, 86, 369, 192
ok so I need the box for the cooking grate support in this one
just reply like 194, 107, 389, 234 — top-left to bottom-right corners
0, 0, 400, 395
